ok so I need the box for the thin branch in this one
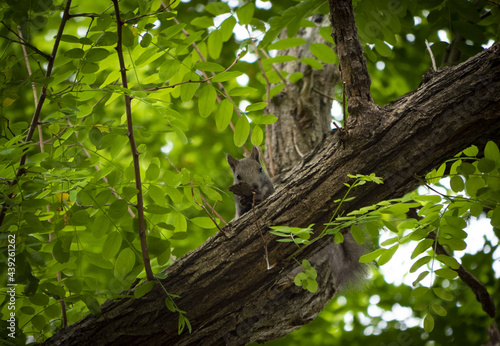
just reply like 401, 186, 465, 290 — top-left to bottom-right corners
0, 22, 51, 60
427, 231, 496, 318
112, 0, 154, 282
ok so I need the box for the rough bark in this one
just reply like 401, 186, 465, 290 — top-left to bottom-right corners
265, 15, 340, 176
43, 41, 500, 345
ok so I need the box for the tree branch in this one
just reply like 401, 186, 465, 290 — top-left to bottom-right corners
111, 0, 154, 282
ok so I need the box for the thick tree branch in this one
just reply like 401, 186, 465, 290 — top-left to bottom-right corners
44, 43, 500, 345
111, 0, 154, 282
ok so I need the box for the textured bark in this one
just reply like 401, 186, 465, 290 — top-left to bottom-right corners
44, 42, 500, 345
265, 15, 340, 176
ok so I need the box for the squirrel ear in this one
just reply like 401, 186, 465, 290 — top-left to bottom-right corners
226, 153, 239, 171
250, 145, 260, 161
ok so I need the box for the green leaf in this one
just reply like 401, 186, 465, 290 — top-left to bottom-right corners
95, 32, 118, 46
180, 72, 199, 102
309, 43, 336, 63
431, 303, 447, 316
374, 39, 393, 57
423, 314, 434, 333
65, 48, 84, 59
83, 295, 101, 315
350, 224, 364, 244
53, 239, 71, 263
191, 16, 214, 28
206, 2, 231, 15
300, 57, 323, 70
484, 141, 500, 162
435, 267, 458, 280
146, 163, 160, 181
411, 239, 434, 259
134, 281, 155, 298
478, 157, 495, 173
198, 85, 217, 118
114, 248, 136, 280
436, 254, 460, 269
122, 25, 135, 46
450, 175, 464, 192
211, 71, 243, 82
268, 38, 307, 50
410, 256, 431, 273
109, 199, 128, 220
86, 48, 110, 62
220, 16, 236, 41
378, 244, 398, 265
216, 99, 233, 130
89, 127, 103, 148
359, 248, 386, 263
465, 177, 485, 197
251, 125, 264, 146
191, 217, 215, 229
82, 62, 99, 74
234, 116, 250, 147
237, 2, 255, 25
246, 102, 268, 111
160, 59, 181, 81
334, 231, 344, 244
411, 286, 429, 297
195, 62, 225, 72
490, 207, 500, 227
412, 271, 429, 286
208, 29, 223, 59
463, 145, 479, 157
433, 287, 454, 301
458, 162, 476, 175
140, 33, 152, 47
102, 231, 122, 260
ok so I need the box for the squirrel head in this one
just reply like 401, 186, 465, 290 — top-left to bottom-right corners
226, 146, 267, 194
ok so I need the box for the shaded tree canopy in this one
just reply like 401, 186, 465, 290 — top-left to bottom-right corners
0, 0, 499, 345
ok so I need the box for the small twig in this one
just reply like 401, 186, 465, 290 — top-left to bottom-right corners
0, 22, 50, 60
425, 39, 437, 72
252, 193, 274, 270
18, 26, 43, 154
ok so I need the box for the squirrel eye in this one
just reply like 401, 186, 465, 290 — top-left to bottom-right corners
259, 167, 263, 172
236, 174, 242, 180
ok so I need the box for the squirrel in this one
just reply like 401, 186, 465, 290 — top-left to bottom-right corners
227, 146, 275, 218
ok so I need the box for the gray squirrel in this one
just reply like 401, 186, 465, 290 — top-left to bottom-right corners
227, 146, 274, 218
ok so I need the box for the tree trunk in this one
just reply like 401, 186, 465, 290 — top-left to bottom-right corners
43, 0, 500, 344
265, 15, 339, 177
